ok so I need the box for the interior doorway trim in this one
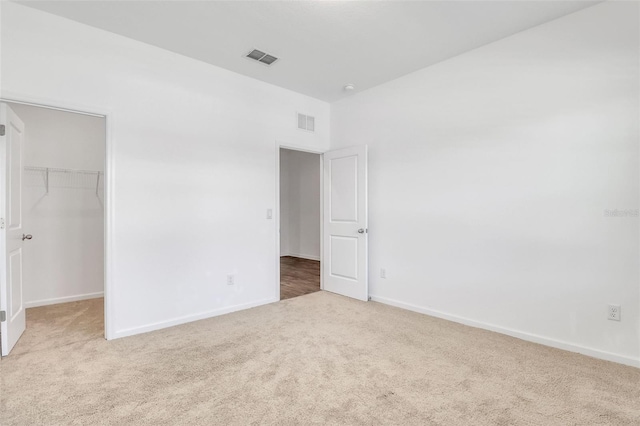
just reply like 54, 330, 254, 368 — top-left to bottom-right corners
275, 141, 325, 301
1, 91, 115, 340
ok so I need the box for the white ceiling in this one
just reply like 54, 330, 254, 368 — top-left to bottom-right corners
16, 1, 599, 102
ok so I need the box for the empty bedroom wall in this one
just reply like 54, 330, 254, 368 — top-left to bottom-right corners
331, 2, 640, 366
10, 103, 105, 307
280, 149, 321, 261
1, 2, 330, 338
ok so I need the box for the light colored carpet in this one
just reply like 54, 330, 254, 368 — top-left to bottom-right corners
8, 298, 104, 357
1, 292, 639, 425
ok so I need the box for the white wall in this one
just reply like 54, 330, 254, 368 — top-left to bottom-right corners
279, 149, 321, 261
1, 2, 330, 338
331, 2, 640, 367
10, 103, 105, 307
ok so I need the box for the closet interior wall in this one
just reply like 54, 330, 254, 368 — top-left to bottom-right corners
9, 103, 106, 308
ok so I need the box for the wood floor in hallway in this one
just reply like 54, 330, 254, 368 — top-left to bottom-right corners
280, 256, 321, 300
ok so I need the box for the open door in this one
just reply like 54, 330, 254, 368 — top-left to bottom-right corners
323, 145, 368, 301
0, 103, 26, 356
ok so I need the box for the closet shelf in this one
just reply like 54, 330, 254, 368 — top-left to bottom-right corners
24, 166, 102, 196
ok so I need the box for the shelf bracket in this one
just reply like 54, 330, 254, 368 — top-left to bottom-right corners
95, 172, 100, 197
45, 168, 49, 195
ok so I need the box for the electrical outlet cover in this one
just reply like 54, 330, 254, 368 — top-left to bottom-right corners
608, 304, 621, 321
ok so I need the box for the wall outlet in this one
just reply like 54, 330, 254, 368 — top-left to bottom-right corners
227, 274, 235, 285
380, 268, 386, 279
608, 304, 621, 321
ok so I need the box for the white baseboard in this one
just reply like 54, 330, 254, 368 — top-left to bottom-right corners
112, 296, 278, 340
25, 292, 104, 308
370, 295, 640, 369
281, 253, 320, 261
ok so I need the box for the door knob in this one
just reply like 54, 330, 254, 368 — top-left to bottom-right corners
357, 228, 365, 234
22, 234, 32, 241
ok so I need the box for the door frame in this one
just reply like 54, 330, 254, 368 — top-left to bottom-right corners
0, 92, 115, 341
275, 141, 325, 300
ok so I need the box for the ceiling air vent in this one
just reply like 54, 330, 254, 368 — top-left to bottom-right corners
297, 113, 315, 132
245, 49, 279, 66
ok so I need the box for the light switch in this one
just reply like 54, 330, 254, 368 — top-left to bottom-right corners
267, 209, 273, 219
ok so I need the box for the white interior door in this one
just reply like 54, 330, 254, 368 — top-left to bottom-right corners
323, 145, 368, 301
0, 103, 26, 356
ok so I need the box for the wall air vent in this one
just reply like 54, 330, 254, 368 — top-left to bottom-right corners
297, 113, 315, 132
245, 49, 279, 66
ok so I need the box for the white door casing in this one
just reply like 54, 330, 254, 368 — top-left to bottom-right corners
322, 145, 368, 301
0, 103, 26, 356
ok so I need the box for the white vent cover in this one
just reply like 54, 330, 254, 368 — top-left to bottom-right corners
297, 113, 315, 132
245, 49, 279, 66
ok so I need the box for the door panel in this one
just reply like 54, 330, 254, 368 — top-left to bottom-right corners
330, 236, 358, 280
329, 156, 358, 222
8, 124, 21, 229
1, 103, 26, 356
323, 145, 368, 301
9, 249, 23, 322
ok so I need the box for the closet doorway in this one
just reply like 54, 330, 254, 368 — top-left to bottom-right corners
0, 102, 106, 356
279, 148, 321, 300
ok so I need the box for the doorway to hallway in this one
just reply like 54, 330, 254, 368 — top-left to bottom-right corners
279, 148, 321, 300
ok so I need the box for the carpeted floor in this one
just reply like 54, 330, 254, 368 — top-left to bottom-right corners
8, 297, 104, 357
1, 292, 639, 425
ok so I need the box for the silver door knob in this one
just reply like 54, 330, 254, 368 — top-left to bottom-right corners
357, 228, 365, 234
22, 234, 32, 241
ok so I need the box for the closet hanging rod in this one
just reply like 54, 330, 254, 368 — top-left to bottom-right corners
24, 166, 102, 175
24, 166, 102, 196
